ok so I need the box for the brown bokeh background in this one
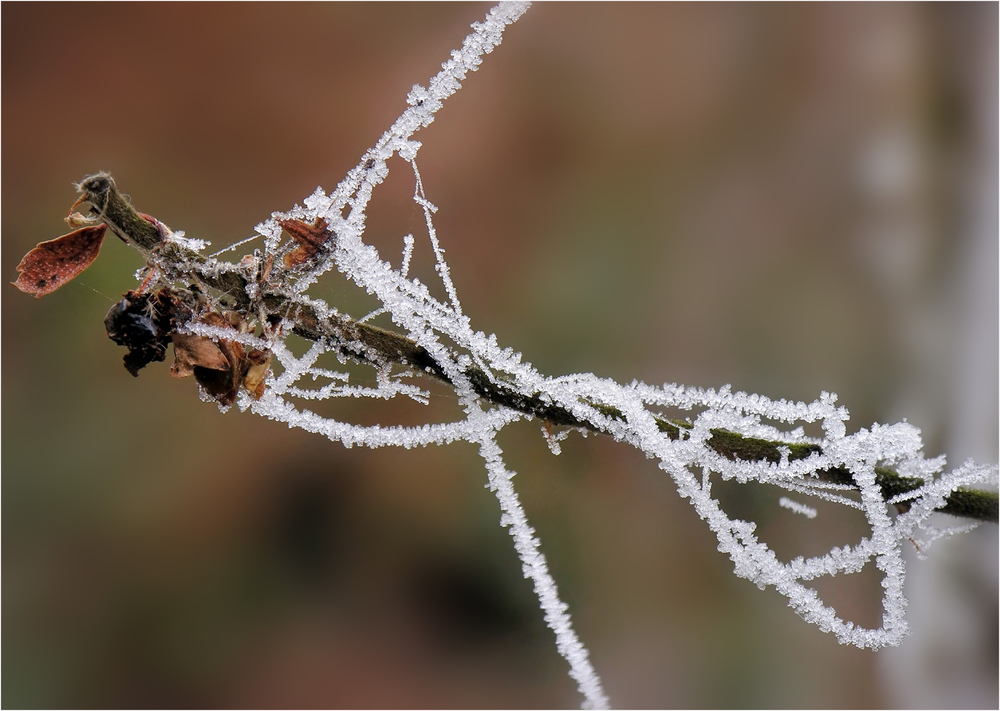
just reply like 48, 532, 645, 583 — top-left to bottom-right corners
4, 3, 997, 708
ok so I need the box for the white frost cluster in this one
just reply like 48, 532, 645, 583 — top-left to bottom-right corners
183, 4, 997, 708
779, 496, 818, 519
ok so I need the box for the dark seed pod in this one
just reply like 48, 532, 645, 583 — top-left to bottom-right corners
105, 294, 170, 376
104, 289, 192, 377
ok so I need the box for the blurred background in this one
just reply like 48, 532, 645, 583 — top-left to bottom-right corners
3, 3, 996, 708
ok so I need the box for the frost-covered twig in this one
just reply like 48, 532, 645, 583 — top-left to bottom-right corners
12, 2, 998, 708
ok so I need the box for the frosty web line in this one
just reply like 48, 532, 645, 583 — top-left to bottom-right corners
13, 3, 998, 709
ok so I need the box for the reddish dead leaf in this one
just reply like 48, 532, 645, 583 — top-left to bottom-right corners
12, 224, 107, 297
280, 218, 332, 268
139, 212, 171, 243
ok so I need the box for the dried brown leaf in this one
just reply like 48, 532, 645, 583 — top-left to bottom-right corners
187, 312, 270, 406
170, 334, 229, 378
280, 218, 332, 268
12, 224, 107, 297
242, 348, 272, 400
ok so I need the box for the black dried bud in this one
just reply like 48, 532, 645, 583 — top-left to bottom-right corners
104, 288, 192, 376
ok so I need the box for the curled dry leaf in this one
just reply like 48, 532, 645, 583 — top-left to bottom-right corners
174, 312, 272, 406
186, 312, 245, 406
12, 224, 107, 297
280, 218, 333, 268
170, 333, 229, 378
243, 348, 272, 400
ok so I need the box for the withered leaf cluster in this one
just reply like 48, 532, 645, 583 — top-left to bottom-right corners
14, 179, 275, 408
104, 287, 271, 406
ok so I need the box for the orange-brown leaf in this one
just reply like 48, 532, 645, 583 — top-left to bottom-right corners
242, 348, 272, 400
280, 218, 332, 268
12, 224, 107, 297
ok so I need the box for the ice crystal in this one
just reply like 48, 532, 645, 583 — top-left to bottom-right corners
779, 496, 818, 519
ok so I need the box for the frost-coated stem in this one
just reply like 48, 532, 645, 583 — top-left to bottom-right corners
475, 419, 610, 709
65, 169, 1000, 526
